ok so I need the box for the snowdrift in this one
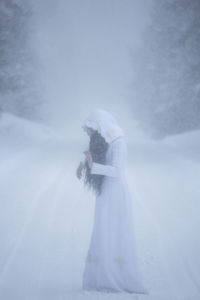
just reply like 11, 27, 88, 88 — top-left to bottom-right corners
0, 113, 199, 300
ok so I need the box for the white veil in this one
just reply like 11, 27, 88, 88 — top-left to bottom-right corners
82, 108, 124, 144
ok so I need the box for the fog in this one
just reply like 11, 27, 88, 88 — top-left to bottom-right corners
32, 0, 152, 140
0, 1, 200, 300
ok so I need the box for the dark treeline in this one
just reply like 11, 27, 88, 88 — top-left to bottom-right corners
131, 0, 200, 138
0, 0, 41, 120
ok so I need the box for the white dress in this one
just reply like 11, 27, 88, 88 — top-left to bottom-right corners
82, 135, 148, 294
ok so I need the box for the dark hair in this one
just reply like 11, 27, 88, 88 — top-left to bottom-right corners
83, 130, 109, 196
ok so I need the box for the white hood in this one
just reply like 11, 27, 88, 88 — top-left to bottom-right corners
82, 108, 124, 144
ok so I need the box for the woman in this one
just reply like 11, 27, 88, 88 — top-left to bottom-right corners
76, 108, 148, 294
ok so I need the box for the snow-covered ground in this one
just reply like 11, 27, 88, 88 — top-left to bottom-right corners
0, 113, 199, 300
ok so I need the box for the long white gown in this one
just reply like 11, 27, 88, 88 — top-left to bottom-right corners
82, 133, 148, 294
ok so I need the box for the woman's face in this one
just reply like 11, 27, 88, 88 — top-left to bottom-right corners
86, 127, 95, 136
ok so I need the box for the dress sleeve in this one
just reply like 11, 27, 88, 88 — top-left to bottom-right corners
90, 138, 127, 177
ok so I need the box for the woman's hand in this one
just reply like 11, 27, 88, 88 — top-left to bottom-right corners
76, 162, 84, 180
83, 151, 93, 169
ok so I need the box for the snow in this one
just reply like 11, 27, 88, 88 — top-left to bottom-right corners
0, 113, 199, 300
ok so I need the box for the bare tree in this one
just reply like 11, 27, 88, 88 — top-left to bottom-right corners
0, 0, 41, 120
131, 0, 200, 138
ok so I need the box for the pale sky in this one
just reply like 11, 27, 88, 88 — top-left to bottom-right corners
32, 0, 152, 142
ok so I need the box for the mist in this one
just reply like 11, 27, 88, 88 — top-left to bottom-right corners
0, 1, 200, 300
32, 0, 152, 140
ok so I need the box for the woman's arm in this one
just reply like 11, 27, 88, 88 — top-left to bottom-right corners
90, 162, 117, 177
90, 138, 127, 178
